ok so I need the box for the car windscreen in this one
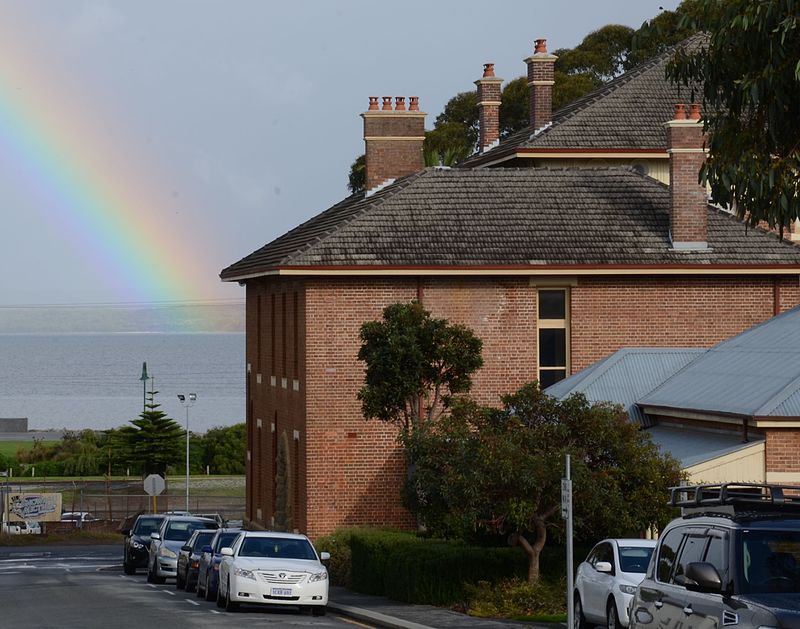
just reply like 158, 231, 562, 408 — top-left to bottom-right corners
619, 546, 655, 574
134, 517, 163, 536
214, 532, 240, 552
740, 530, 800, 594
165, 521, 214, 542
238, 537, 317, 560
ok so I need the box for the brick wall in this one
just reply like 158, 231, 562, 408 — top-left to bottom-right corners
766, 429, 800, 473
362, 104, 425, 191
247, 272, 800, 537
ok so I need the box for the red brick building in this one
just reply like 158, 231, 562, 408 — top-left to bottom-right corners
221, 38, 800, 539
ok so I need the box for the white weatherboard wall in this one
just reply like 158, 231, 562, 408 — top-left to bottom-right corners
685, 441, 765, 483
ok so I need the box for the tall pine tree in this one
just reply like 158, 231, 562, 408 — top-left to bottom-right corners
117, 390, 184, 476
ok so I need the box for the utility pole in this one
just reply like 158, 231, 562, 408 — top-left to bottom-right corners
139, 362, 150, 414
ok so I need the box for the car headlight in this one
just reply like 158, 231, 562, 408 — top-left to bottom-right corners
308, 571, 328, 583
159, 547, 177, 559
619, 584, 638, 595
131, 540, 144, 550
234, 567, 256, 580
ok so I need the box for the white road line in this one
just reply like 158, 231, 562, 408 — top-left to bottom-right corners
147, 583, 158, 589
0, 571, 21, 575
210, 610, 221, 614
163, 590, 176, 596
186, 599, 200, 606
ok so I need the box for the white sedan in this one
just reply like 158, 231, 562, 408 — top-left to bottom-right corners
217, 531, 330, 616
574, 538, 656, 629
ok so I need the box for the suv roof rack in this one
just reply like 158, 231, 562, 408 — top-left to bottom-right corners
670, 483, 800, 513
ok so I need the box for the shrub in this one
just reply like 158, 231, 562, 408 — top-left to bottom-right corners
465, 577, 567, 620
314, 529, 356, 587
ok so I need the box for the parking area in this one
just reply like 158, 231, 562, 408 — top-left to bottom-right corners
0, 544, 371, 629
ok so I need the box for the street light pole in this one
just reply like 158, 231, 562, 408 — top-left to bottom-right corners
139, 362, 150, 414
177, 393, 197, 513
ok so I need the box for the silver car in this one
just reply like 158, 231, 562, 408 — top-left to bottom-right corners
147, 516, 218, 583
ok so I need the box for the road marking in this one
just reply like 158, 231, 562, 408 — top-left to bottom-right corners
163, 590, 176, 596
338, 617, 376, 629
147, 583, 158, 589
210, 610, 221, 614
186, 599, 200, 606
0, 571, 21, 575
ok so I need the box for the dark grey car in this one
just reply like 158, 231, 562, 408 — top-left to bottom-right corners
629, 484, 800, 629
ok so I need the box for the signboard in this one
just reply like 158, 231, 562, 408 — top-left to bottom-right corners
143, 474, 166, 497
4, 493, 62, 522
561, 478, 572, 520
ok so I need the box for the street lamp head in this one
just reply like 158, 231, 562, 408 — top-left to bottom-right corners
189, 393, 197, 403
177, 394, 185, 403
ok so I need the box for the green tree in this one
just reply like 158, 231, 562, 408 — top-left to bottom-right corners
667, 0, 800, 236
357, 301, 483, 434
347, 154, 366, 195
117, 390, 184, 476
403, 384, 682, 583
198, 424, 246, 475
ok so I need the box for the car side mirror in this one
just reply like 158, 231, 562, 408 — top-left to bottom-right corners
595, 561, 613, 574
319, 551, 330, 561
181, 545, 192, 552
220, 547, 233, 557
684, 562, 722, 593
201, 545, 213, 553
150, 532, 161, 540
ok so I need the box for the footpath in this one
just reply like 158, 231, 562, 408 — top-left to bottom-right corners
328, 586, 565, 629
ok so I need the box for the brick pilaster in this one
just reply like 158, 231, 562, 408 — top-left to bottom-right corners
525, 39, 557, 131
475, 63, 503, 152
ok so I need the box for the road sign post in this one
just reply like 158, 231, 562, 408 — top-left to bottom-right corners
562, 455, 574, 629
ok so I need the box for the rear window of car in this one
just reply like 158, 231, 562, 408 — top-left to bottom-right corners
134, 517, 163, 535
214, 532, 240, 552
165, 520, 216, 541
238, 537, 317, 560
193, 531, 215, 549
619, 546, 654, 574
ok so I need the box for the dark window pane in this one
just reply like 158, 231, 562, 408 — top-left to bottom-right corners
539, 369, 566, 388
657, 528, 684, 583
539, 290, 565, 319
539, 329, 566, 367
674, 535, 708, 585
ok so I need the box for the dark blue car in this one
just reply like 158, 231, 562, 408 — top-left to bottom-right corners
196, 528, 241, 601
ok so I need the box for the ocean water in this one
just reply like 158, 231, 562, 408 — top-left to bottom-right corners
0, 333, 245, 432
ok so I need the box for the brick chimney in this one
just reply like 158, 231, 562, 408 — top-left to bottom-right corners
361, 96, 426, 192
525, 39, 557, 131
475, 63, 503, 152
665, 103, 709, 250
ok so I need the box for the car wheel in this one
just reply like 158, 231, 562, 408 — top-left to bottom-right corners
185, 573, 195, 593
176, 570, 185, 590
146, 562, 154, 583
224, 578, 239, 612
574, 594, 590, 629
607, 598, 622, 629
311, 606, 327, 617
205, 573, 216, 601
197, 576, 205, 598
123, 560, 135, 575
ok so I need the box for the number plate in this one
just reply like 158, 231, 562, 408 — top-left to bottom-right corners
271, 587, 292, 597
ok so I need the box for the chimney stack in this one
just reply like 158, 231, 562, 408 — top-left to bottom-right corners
475, 63, 503, 152
525, 38, 557, 131
665, 103, 708, 250
362, 96, 426, 192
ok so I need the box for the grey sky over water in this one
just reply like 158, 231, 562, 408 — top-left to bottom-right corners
0, 1, 679, 306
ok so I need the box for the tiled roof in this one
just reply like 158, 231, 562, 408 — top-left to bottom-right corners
220, 166, 800, 280
459, 34, 707, 167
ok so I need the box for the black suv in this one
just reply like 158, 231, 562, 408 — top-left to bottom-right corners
122, 514, 165, 574
630, 484, 800, 628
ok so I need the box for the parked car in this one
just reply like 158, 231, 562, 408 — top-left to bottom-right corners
1, 520, 20, 534
196, 527, 242, 601
629, 483, 800, 629
574, 538, 656, 628
122, 514, 165, 574
18, 521, 41, 535
147, 515, 219, 584
217, 531, 330, 615
176, 528, 217, 591
60, 511, 96, 525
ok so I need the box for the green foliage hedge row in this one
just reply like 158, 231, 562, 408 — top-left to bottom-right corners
317, 529, 528, 606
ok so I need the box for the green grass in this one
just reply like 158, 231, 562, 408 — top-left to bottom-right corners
0, 441, 58, 459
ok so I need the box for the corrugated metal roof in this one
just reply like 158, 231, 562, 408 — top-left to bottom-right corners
639, 306, 800, 417
544, 348, 705, 427
646, 425, 764, 468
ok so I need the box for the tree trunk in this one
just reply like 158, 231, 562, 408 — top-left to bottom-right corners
511, 520, 547, 584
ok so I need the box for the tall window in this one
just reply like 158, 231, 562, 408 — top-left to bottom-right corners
537, 288, 569, 388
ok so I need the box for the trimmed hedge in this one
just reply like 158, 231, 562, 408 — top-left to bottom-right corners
318, 529, 527, 606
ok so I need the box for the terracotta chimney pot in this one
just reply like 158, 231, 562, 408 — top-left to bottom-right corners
395, 97, 406, 111
368, 96, 379, 111
381, 96, 392, 111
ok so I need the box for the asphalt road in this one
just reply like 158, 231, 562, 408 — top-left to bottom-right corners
0, 544, 373, 629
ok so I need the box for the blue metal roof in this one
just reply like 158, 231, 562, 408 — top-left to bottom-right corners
640, 305, 800, 418
545, 348, 705, 427
646, 425, 764, 468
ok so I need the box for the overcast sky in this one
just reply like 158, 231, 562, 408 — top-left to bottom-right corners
0, 0, 680, 306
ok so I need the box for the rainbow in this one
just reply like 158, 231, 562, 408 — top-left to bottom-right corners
0, 9, 236, 326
